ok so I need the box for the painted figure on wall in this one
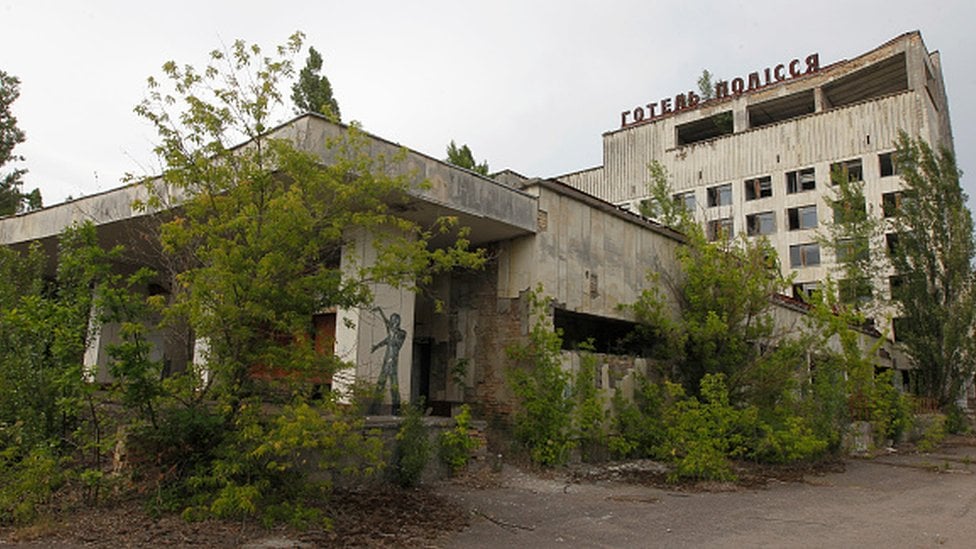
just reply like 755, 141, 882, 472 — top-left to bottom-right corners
371, 307, 406, 414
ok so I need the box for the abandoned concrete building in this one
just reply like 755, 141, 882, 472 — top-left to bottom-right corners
0, 32, 940, 415
559, 31, 952, 311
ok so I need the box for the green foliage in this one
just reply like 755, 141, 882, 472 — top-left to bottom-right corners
752, 415, 828, 464
0, 69, 41, 216
181, 399, 383, 525
889, 132, 976, 408
917, 415, 946, 452
438, 404, 478, 475
0, 442, 63, 524
608, 375, 667, 459
134, 32, 485, 414
291, 46, 341, 122
445, 140, 489, 176
394, 401, 431, 487
507, 287, 574, 466
572, 345, 608, 462
871, 370, 914, 442
944, 403, 970, 435
663, 375, 756, 482
819, 164, 882, 314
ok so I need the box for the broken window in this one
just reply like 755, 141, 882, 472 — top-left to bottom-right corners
889, 275, 905, 300
553, 308, 640, 354
882, 191, 903, 217
707, 217, 733, 241
787, 205, 818, 230
706, 184, 732, 207
789, 242, 820, 268
879, 152, 899, 177
830, 158, 863, 184
835, 237, 869, 262
744, 176, 772, 201
833, 196, 866, 224
886, 233, 900, 256
672, 191, 696, 213
676, 111, 734, 146
746, 211, 776, 236
747, 90, 816, 129
792, 281, 820, 301
839, 278, 873, 305
786, 167, 816, 194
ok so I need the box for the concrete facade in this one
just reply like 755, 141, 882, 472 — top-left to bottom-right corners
559, 31, 952, 304
0, 31, 929, 415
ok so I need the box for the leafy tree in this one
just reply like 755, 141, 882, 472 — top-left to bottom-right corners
291, 46, 341, 122
888, 131, 976, 408
0, 70, 40, 216
819, 164, 884, 314
129, 32, 484, 522
445, 140, 489, 176
697, 69, 716, 101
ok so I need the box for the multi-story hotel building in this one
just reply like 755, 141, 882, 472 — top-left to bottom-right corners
559, 31, 953, 302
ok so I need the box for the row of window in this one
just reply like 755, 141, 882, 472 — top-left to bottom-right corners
691, 152, 899, 210
708, 191, 906, 241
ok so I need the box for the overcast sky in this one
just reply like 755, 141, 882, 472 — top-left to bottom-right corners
2, 0, 975, 208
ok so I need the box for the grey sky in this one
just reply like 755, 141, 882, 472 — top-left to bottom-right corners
2, 0, 975, 207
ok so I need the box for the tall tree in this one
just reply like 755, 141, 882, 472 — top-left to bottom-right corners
290, 46, 341, 122
445, 140, 489, 176
819, 164, 884, 315
0, 70, 40, 216
888, 131, 976, 408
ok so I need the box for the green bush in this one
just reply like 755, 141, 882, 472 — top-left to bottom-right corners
871, 371, 915, 442
439, 405, 478, 475
917, 415, 947, 452
507, 287, 575, 467
944, 403, 970, 435
572, 347, 608, 462
608, 375, 666, 460
663, 375, 756, 482
394, 401, 431, 487
752, 415, 828, 464
0, 442, 64, 524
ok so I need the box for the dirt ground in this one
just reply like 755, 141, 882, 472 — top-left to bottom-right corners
4, 438, 976, 547
441, 436, 976, 548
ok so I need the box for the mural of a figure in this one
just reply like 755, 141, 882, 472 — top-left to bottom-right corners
371, 307, 406, 414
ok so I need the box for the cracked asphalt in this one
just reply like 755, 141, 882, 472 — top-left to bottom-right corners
438, 439, 976, 548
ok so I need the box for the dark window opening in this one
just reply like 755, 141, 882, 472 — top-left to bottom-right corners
792, 281, 820, 301
886, 233, 900, 256
836, 237, 869, 262
553, 308, 641, 354
706, 183, 732, 207
882, 191, 903, 217
747, 90, 816, 129
889, 275, 905, 300
673, 191, 695, 213
786, 168, 816, 194
707, 217, 733, 241
676, 111, 734, 146
822, 52, 908, 108
744, 176, 772, 200
790, 243, 820, 268
830, 158, 863, 184
746, 211, 775, 236
833, 196, 866, 224
787, 205, 818, 230
879, 152, 898, 177
839, 278, 872, 305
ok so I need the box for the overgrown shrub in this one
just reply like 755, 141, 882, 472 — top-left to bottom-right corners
507, 287, 574, 467
871, 370, 915, 443
917, 414, 947, 452
394, 401, 430, 487
0, 441, 64, 524
752, 415, 828, 464
663, 375, 756, 482
572, 347, 608, 462
608, 375, 666, 459
944, 403, 970, 435
439, 405, 478, 475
